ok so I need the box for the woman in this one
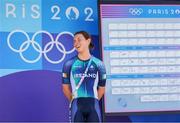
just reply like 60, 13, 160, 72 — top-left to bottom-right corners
62, 31, 106, 122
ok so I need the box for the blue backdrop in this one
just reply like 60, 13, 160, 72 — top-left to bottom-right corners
0, 0, 100, 121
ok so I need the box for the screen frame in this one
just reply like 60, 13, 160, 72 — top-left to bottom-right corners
99, 0, 180, 116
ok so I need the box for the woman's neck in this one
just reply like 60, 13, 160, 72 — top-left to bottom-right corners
78, 50, 91, 61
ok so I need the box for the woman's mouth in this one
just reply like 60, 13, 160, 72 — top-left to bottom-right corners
76, 46, 80, 49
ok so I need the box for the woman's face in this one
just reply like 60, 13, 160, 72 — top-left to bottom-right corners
73, 34, 90, 53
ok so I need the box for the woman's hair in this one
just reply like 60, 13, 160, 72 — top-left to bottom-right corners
74, 31, 94, 49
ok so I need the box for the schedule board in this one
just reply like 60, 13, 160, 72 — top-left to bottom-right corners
100, 4, 180, 113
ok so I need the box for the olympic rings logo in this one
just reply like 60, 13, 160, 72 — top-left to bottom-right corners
7, 30, 75, 64
129, 8, 143, 15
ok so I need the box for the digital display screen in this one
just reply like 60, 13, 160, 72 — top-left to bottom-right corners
100, 4, 180, 113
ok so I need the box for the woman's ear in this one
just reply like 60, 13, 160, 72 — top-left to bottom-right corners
87, 38, 91, 45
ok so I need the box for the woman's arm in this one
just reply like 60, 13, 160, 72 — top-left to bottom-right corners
98, 86, 105, 100
62, 84, 72, 101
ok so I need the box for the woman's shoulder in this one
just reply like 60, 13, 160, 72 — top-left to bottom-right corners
92, 56, 104, 65
63, 56, 77, 66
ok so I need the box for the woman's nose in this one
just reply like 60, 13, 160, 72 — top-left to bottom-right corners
74, 40, 79, 45
74, 42, 78, 47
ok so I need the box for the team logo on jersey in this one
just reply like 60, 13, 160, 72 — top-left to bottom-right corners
90, 65, 94, 69
89, 65, 95, 71
74, 65, 82, 68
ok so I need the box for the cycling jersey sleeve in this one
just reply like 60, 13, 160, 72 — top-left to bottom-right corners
98, 61, 106, 87
62, 61, 71, 84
